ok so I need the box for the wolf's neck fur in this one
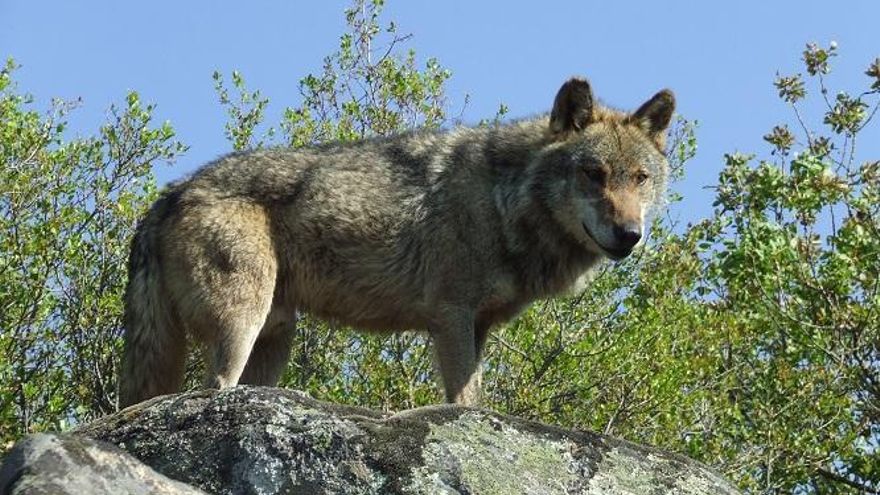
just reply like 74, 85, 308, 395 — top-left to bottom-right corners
487, 118, 603, 300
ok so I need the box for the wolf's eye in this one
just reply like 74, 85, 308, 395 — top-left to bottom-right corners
636, 171, 650, 185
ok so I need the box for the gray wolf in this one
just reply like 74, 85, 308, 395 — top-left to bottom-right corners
118, 77, 675, 407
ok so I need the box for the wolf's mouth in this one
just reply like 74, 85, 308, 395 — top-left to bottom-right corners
582, 223, 632, 260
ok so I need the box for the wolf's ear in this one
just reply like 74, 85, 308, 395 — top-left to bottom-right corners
630, 89, 675, 146
550, 77, 594, 134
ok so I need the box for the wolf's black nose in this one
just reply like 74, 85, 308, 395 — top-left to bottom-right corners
613, 223, 642, 249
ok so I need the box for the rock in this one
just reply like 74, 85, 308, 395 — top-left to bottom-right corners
0, 432, 207, 494
70, 386, 740, 494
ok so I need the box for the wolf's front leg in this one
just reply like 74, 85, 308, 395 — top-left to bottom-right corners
431, 311, 482, 406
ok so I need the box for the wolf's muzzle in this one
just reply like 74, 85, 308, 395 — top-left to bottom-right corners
582, 223, 634, 260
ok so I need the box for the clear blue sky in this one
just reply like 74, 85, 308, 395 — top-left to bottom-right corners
2, 1, 878, 223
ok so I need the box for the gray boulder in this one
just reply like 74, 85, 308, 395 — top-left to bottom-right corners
0, 432, 207, 494
3, 386, 740, 494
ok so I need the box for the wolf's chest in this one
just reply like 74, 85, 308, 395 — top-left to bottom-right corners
475, 272, 529, 327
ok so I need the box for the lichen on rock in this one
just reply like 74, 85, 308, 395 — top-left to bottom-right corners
2, 386, 741, 494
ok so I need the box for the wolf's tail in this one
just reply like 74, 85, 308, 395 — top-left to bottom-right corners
118, 190, 186, 408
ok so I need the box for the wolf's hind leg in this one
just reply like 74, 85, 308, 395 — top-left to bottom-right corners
200, 266, 276, 389
204, 316, 267, 390
239, 308, 297, 386
201, 284, 276, 389
168, 201, 277, 391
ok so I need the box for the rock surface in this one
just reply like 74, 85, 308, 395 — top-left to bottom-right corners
0, 432, 207, 494
3, 386, 741, 494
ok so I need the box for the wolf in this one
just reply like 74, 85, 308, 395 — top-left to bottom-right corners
118, 77, 675, 408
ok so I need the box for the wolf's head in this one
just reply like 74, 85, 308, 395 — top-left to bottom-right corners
535, 77, 675, 260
